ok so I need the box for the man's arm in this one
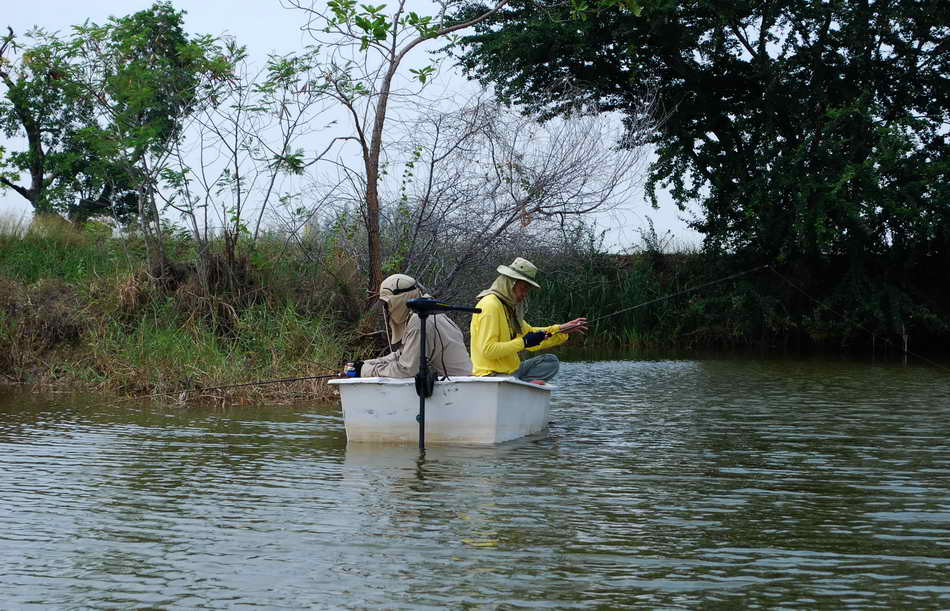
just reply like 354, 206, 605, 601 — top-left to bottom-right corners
360, 317, 422, 378
521, 321, 568, 351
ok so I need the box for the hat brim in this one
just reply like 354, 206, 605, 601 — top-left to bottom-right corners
497, 264, 541, 289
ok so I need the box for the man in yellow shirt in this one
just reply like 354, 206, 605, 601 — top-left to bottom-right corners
470, 257, 587, 382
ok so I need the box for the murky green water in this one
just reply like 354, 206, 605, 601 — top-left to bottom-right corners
2, 358, 949, 609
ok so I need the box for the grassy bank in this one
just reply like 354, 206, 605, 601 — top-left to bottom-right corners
2, 215, 947, 402
0, 216, 358, 402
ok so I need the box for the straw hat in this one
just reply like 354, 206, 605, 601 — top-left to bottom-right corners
496, 257, 540, 289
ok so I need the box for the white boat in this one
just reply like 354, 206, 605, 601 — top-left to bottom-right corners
328, 376, 554, 445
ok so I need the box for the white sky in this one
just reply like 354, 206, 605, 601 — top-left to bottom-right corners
0, 0, 701, 250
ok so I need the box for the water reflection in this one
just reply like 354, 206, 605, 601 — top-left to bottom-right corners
2, 358, 950, 608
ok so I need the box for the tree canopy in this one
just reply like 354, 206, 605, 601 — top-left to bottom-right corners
0, 2, 232, 224
452, 0, 950, 272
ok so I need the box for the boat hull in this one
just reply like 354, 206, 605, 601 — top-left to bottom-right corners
328, 376, 553, 445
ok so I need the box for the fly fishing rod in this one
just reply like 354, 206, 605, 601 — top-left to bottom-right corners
177, 373, 340, 400
557, 264, 771, 332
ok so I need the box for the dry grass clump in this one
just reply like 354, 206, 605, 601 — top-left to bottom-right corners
27, 278, 87, 345
171, 254, 253, 337
0, 277, 87, 382
26, 213, 87, 244
118, 271, 149, 314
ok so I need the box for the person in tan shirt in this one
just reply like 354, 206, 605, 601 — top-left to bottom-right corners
343, 274, 472, 378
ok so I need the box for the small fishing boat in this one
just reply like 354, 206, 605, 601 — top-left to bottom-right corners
328, 376, 554, 445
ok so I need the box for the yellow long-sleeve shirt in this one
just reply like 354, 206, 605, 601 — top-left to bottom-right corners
470, 293, 567, 376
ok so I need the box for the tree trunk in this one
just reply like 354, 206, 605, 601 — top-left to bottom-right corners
365, 167, 383, 298
138, 184, 168, 279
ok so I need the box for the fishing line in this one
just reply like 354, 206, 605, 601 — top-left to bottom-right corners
178, 373, 340, 398
578, 264, 771, 328
110, 371, 341, 404
767, 267, 950, 372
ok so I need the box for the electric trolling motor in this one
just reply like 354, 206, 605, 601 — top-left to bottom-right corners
406, 298, 481, 452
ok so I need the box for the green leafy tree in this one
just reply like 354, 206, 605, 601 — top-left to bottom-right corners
452, 0, 950, 343
0, 26, 137, 221
453, 1, 950, 267
64, 2, 236, 271
1, 3, 235, 260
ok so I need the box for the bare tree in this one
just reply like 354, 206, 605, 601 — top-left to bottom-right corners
159, 45, 341, 296
379, 93, 654, 301
282, 0, 509, 297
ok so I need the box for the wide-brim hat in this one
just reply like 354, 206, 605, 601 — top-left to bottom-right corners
497, 257, 541, 289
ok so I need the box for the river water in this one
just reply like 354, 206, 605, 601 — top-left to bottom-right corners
2, 358, 949, 609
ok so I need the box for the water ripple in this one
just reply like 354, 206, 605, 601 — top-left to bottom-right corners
2, 359, 949, 608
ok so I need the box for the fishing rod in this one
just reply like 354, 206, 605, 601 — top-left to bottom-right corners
560, 264, 771, 332
177, 373, 340, 400
109, 372, 341, 404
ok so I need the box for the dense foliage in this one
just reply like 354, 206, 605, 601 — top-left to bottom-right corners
0, 2, 233, 223
452, 0, 950, 344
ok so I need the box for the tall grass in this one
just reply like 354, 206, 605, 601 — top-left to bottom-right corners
0, 214, 28, 237
0, 214, 133, 283
0, 220, 352, 399
532, 237, 950, 355
529, 248, 691, 348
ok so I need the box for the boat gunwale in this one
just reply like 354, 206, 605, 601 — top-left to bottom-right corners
328, 375, 556, 392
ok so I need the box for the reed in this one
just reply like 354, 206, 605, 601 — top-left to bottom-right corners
0, 213, 28, 237
529, 244, 779, 350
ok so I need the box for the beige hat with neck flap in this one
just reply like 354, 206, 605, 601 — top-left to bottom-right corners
378, 274, 423, 345
496, 257, 541, 289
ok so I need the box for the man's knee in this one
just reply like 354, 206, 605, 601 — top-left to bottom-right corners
522, 353, 559, 381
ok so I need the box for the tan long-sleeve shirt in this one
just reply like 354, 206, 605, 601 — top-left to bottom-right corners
359, 312, 472, 378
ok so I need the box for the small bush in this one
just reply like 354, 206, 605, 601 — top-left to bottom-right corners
0, 277, 87, 381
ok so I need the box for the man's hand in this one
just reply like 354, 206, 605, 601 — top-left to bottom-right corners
342, 360, 363, 377
558, 317, 589, 334
523, 330, 547, 348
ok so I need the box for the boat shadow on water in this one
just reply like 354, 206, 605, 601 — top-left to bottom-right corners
340, 431, 553, 501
